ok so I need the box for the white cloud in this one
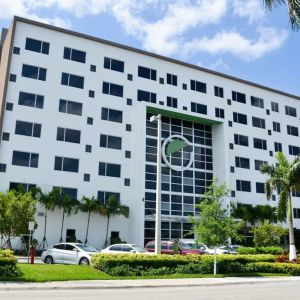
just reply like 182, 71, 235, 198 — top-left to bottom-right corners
183, 27, 288, 61
232, 0, 265, 23
208, 58, 230, 71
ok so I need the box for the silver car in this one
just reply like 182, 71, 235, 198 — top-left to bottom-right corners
101, 243, 152, 254
41, 243, 100, 265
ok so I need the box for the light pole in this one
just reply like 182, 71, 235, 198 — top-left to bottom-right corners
150, 114, 162, 254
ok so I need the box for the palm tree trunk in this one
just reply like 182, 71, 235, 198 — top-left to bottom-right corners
104, 215, 110, 248
85, 211, 91, 244
42, 209, 47, 249
287, 193, 297, 261
59, 211, 65, 243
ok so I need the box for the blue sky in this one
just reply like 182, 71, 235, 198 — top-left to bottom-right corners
0, 0, 299, 96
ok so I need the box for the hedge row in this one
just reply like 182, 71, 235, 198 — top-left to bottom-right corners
237, 246, 286, 255
0, 250, 22, 277
91, 254, 277, 276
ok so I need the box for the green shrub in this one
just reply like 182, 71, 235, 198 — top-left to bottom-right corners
237, 246, 285, 255
142, 267, 174, 276
247, 262, 300, 275
0, 252, 22, 278
176, 260, 214, 274
0, 249, 15, 258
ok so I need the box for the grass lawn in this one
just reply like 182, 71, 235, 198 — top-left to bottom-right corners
0, 263, 290, 282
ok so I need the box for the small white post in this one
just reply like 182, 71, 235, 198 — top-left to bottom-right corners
214, 247, 217, 275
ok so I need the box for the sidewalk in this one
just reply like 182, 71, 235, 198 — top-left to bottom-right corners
1, 277, 300, 291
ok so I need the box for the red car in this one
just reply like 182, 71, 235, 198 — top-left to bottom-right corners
144, 240, 204, 255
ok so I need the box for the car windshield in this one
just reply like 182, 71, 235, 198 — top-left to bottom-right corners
180, 243, 193, 250
75, 244, 98, 252
131, 245, 147, 252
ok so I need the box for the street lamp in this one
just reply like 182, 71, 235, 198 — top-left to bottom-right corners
150, 114, 162, 254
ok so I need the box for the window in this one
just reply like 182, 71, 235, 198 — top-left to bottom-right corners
233, 112, 247, 125
190, 80, 206, 93
234, 134, 249, 147
167, 73, 177, 86
236, 180, 251, 192
126, 124, 132, 132
287, 125, 299, 136
274, 142, 282, 152
25, 37, 49, 54
54, 156, 79, 173
61, 73, 84, 89
57, 127, 81, 144
12, 151, 39, 168
90, 65, 96, 72
273, 122, 281, 132
87, 117, 93, 125
293, 208, 300, 219
256, 182, 265, 194
127, 98, 132, 106
191, 102, 207, 115
292, 191, 300, 197
285, 105, 297, 117
252, 117, 265, 129
271, 101, 279, 112
9, 74, 16, 82
102, 82, 123, 97
101, 107, 123, 123
10, 182, 36, 191
85, 145, 92, 153
54, 187, 78, 199
227, 99, 231, 105
215, 108, 225, 118
255, 160, 267, 171
182, 83, 187, 90
125, 151, 131, 158
253, 138, 267, 150
59, 99, 82, 116
18, 92, 44, 109
2, 132, 9, 141
84, 174, 90, 182
15, 121, 41, 138
124, 178, 130, 186
137, 90, 156, 103
100, 134, 122, 150
98, 162, 121, 178
289, 145, 300, 156
22, 64, 46, 81
6, 102, 13, 111
63, 47, 86, 63
0, 164, 6, 172
167, 97, 177, 108
138, 66, 156, 81
235, 157, 250, 169
104, 57, 124, 73
127, 74, 133, 81
13, 47, 20, 55
232, 91, 246, 103
89, 90, 95, 98
97, 191, 120, 204
251, 96, 264, 108
214, 86, 224, 98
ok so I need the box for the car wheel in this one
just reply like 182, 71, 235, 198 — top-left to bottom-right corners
79, 257, 89, 265
44, 256, 53, 264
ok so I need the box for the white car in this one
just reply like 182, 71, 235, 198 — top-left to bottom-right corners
178, 239, 231, 254
101, 243, 151, 254
41, 242, 100, 265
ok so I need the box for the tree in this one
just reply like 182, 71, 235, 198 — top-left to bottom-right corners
0, 190, 37, 249
52, 188, 80, 243
191, 181, 244, 247
100, 195, 129, 248
252, 220, 287, 247
80, 196, 100, 244
263, 0, 300, 30
260, 152, 300, 260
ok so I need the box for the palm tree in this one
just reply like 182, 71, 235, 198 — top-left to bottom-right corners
260, 152, 300, 260
31, 187, 56, 249
52, 188, 80, 243
263, 0, 300, 30
100, 194, 129, 248
80, 196, 100, 244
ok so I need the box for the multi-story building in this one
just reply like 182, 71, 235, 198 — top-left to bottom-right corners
0, 16, 300, 249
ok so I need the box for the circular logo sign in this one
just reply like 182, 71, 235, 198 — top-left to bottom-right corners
162, 135, 193, 171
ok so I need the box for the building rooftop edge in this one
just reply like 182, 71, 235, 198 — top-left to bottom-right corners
12, 15, 300, 101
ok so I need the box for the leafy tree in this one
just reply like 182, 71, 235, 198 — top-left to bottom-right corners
0, 190, 37, 249
252, 220, 287, 247
80, 196, 100, 244
260, 152, 300, 260
191, 181, 244, 247
263, 0, 300, 30
51, 188, 80, 242
100, 195, 129, 248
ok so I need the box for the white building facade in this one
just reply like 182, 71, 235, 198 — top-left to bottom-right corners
0, 17, 300, 249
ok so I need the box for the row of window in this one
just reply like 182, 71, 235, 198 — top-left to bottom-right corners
21, 37, 299, 117
236, 180, 265, 193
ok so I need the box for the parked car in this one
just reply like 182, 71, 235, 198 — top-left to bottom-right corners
144, 240, 204, 255
41, 242, 100, 265
218, 245, 238, 254
101, 243, 151, 254
178, 239, 233, 254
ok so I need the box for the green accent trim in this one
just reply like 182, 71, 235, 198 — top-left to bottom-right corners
166, 140, 188, 155
147, 107, 221, 125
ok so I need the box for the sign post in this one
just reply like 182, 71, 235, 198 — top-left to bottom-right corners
27, 221, 35, 263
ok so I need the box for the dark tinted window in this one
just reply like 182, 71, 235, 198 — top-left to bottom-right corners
101, 108, 123, 123
138, 66, 156, 81
54, 156, 79, 172
64, 47, 86, 63
251, 96, 264, 108
167, 73, 177, 86
61, 73, 84, 89
233, 112, 247, 125
137, 90, 156, 103
167, 97, 177, 108
102, 82, 123, 97
100, 134, 122, 150
25, 38, 49, 54
12, 151, 39, 168
191, 80, 206, 93
235, 157, 250, 169
104, 57, 124, 73
214, 86, 224, 98
289, 145, 300, 156
271, 102, 279, 112
285, 106, 297, 117
256, 182, 265, 193
232, 91, 246, 103
59, 99, 82, 116
252, 117, 265, 129
191, 102, 207, 115
253, 138, 267, 150
287, 125, 299, 136
15, 121, 41, 137
236, 180, 251, 192
57, 127, 81, 144
22, 64, 46, 81
18, 92, 44, 109
234, 134, 248, 147
98, 162, 121, 177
